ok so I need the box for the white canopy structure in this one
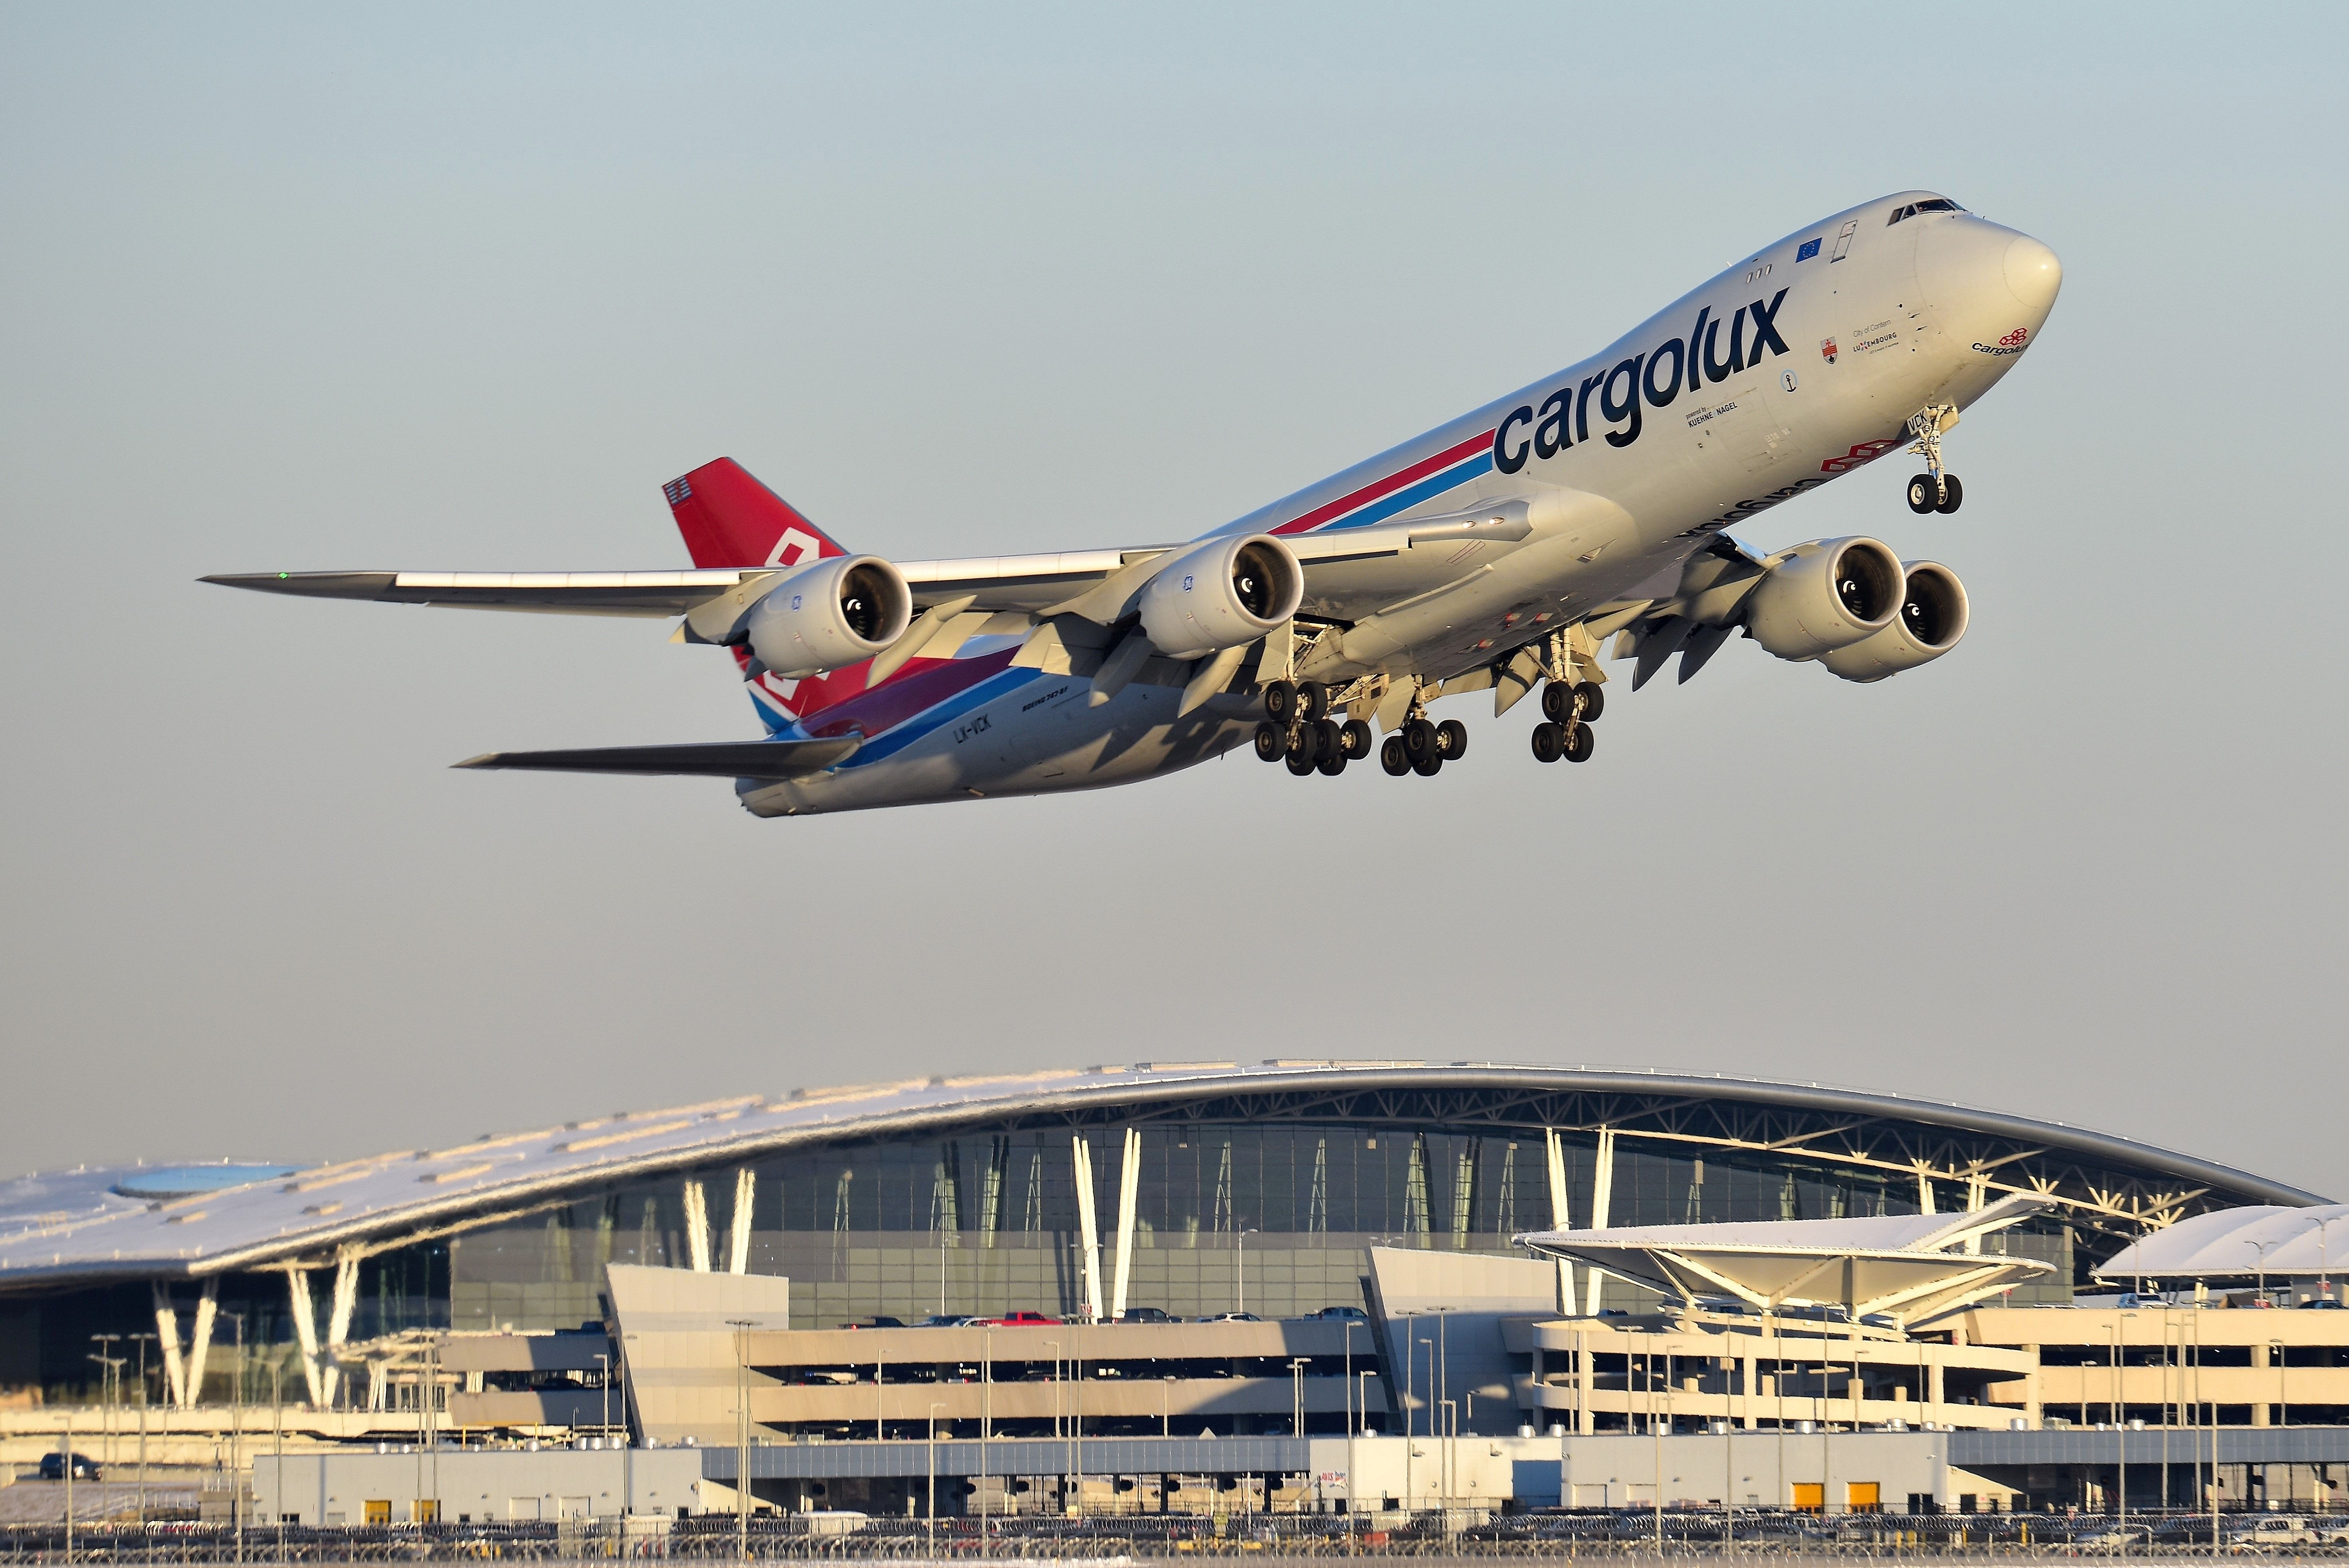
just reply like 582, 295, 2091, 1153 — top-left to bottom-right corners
1514, 1194, 2056, 1327
2095, 1202, 2349, 1282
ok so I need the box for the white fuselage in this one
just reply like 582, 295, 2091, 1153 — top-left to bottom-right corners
741, 190, 2059, 816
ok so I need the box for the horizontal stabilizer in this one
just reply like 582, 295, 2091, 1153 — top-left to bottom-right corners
452, 737, 861, 779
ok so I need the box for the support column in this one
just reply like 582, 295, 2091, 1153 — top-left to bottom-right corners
1110, 1129, 1140, 1321
1576, 1328, 1594, 1435
727, 1170, 756, 1275
183, 1277, 219, 1409
682, 1181, 712, 1272
1929, 1358, 1945, 1423
285, 1268, 326, 1408
1071, 1136, 1104, 1322
1963, 1173, 1986, 1254
1916, 1170, 1936, 1215
323, 1249, 361, 1409
1544, 1130, 1576, 1312
1582, 1128, 1616, 1317
152, 1283, 188, 1409
1742, 1353, 1759, 1429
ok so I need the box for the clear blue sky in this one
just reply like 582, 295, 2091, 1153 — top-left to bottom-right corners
2, 4, 2341, 1197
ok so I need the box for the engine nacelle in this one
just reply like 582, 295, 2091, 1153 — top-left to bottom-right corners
744, 554, 913, 678
1136, 533, 1304, 659
1819, 561, 1969, 682
1742, 536, 1905, 660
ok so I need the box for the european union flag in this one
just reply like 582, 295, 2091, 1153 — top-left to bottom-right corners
1796, 237, 1822, 262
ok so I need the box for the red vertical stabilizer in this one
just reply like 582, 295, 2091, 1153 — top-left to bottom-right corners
663, 457, 869, 729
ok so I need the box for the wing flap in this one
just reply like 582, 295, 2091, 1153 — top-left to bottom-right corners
452, 736, 861, 779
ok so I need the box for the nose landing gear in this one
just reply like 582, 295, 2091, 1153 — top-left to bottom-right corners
1904, 404, 1963, 514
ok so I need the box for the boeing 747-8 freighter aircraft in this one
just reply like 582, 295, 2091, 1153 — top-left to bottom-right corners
211, 190, 2060, 815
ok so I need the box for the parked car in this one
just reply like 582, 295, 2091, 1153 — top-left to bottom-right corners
840, 1316, 905, 1329
1201, 1311, 1263, 1323
1310, 1305, 1368, 1321
913, 1314, 978, 1327
1116, 1307, 1173, 1323
39, 1453, 100, 1480
978, 1311, 1056, 1327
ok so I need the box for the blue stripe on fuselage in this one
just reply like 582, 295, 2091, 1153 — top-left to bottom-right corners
835, 665, 1045, 767
1317, 452, 1492, 531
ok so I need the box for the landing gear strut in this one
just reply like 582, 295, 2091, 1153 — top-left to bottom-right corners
1530, 679, 1602, 765
1904, 404, 1963, 515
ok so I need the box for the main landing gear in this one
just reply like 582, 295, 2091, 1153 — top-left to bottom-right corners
1904, 403, 1963, 515
1379, 717, 1467, 777
1528, 680, 1602, 765
1255, 681, 1372, 778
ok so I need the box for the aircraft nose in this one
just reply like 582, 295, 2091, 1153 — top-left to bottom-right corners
2003, 235, 2062, 313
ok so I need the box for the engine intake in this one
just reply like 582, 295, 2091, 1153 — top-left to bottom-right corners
1137, 534, 1305, 659
1819, 561, 1969, 682
745, 554, 914, 678
1743, 536, 1905, 660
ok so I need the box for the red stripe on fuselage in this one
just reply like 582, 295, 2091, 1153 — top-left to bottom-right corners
1269, 429, 1497, 536
796, 648, 1021, 740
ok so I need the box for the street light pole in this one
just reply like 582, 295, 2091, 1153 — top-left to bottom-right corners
725, 1319, 754, 1564
928, 1401, 948, 1554
2270, 1339, 2286, 1429
594, 1353, 612, 1440
1289, 1359, 1309, 1437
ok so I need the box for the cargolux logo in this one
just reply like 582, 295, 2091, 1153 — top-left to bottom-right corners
1971, 326, 2030, 357
765, 527, 825, 568
1492, 289, 1794, 472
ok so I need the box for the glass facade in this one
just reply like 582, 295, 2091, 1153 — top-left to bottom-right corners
436, 1120, 2072, 1334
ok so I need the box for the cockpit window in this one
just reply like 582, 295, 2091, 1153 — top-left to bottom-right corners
1887, 198, 1965, 225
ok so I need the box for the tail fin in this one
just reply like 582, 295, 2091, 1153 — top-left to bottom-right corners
663, 457, 846, 569
663, 457, 865, 731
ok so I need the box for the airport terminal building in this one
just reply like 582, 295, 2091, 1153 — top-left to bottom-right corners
1, 1061, 2329, 1444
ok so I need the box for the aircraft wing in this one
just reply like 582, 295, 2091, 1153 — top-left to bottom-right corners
200, 515, 1501, 620
451, 736, 860, 778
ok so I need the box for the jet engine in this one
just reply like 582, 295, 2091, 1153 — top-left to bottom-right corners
1741, 536, 1906, 660
1136, 533, 1305, 658
744, 554, 914, 678
1819, 561, 1969, 682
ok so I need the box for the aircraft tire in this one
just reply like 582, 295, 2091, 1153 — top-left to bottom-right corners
1563, 721, 1595, 763
1531, 722, 1564, 763
1315, 746, 1347, 777
1297, 680, 1331, 721
1253, 722, 1286, 763
1541, 682, 1570, 722
1411, 752, 1443, 778
1935, 474, 1964, 514
1340, 718, 1374, 759
1402, 718, 1438, 764
1436, 719, 1468, 759
1286, 752, 1317, 777
1574, 681, 1605, 722
1263, 680, 1297, 721
1380, 735, 1411, 776
1315, 719, 1345, 762
1907, 474, 1938, 514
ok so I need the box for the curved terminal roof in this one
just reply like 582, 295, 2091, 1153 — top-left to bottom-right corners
0, 1060, 2323, 1289
2096, 1202, 2349, 1280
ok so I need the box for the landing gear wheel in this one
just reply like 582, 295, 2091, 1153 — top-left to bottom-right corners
1297, 680, 1331, 721
1340, 718, 1373, 759
1934, 474, 1963, 514
1435, 719, 1468, 760
1401, 718, 1439, 765
1285, 724, 1317, 763
1541, 682, 1572, 723
1285, 752, 1317, 777
1253, 721, 1286, 763
1411, 751, 1443, 777
1574, 681, 1604, 722
1563, 721, 1595, 763
1380, 735, 1411, 776
1314, 719, 1344, 763
1315, 745, 1347, 777
1907, 474, 1938, 514
1530, 721, 1564, 763
1262, 680, 1298, 722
